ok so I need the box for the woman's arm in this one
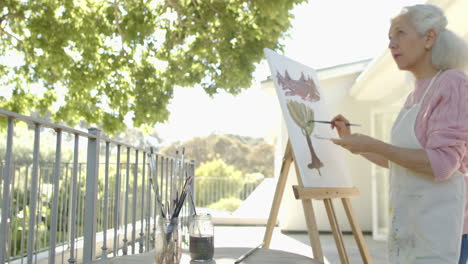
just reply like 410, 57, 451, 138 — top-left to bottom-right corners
371, 140, 433, 175
333, 134, 433, 176
359, 152, 389, 168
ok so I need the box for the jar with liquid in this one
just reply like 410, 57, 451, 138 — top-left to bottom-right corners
189, 214, 214, 262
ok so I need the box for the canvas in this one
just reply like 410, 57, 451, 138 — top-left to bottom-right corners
265, 48, 352, 187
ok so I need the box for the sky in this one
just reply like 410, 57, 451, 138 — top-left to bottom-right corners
153, 0, 426, 145
0, 0, 425, 145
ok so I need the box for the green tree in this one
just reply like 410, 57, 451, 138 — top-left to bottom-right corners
0, 123, 74, 167
0, 0, 305, 133
160, 134, 274, 177
247, 141, 274, 178
110, 126, 162, 151
194, 158, 243, 207
208, 197, 242, 212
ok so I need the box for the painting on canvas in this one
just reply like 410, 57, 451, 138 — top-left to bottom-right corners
264, 48, 351, 187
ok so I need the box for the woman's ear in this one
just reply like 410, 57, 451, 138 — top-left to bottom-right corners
425, 29, 437, 50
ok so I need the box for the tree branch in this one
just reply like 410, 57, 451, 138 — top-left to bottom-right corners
206, 1, 222, 16
0, 12, 25, 24
113, 0, 126, 55
0, 26, 23, 44
0, 12, 25, 42
190, 0, 207, 25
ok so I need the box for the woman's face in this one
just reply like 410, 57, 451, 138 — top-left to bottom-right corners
388, 16, 430, 72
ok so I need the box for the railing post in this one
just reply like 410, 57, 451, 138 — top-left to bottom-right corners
101, 142, 110, 259
131, 150, 138, 254
27, 124, 41, 264
122, 147, 130, 255
20, 166, 28, 261
0, 118, 14, 264
139, 152, 146, 253
151, 149, 160, 249
68, 135, 79, 264
48, 129, 62, 264
83, 128, 101, 264
113, 145, 121, 257
147, 150, 156, 250
147, 163, 153, 250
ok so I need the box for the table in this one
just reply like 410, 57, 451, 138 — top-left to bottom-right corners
92, 247, 321, 264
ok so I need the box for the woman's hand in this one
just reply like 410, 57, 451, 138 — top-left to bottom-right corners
332, 133, 378, 154
331, 114, 351, 137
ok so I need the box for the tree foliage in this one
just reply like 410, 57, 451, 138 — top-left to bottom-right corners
207, 197, 242, 212
194, 158, 243, 206
0, 123, 74, 166
160, 134, 274, 178
0, 0, 305, 133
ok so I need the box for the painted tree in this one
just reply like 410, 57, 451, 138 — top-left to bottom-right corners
0, 0, 305, 133
286, 99, 323, 174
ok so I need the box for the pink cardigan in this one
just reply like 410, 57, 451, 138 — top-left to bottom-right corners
404, 69, 468, 234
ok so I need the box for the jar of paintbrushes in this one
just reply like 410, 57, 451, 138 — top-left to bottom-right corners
154, 176, 193, 264
149, 148, 194, 264
154, 216, 182, 264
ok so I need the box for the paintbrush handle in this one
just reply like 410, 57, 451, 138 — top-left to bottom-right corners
234, 242, 264, 263
172, 191, 187, 219
187, 189, 197, 215
308, 120, 361, 126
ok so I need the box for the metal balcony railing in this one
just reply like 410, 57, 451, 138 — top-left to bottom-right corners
0, 109, 195, 264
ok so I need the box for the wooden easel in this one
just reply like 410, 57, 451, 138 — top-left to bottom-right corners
262, 140, 372, 264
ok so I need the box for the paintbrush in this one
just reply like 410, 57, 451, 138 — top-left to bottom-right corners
187, 188, 197, 215
148, 152, 166, 218
234, 242, 264, 263
165, 192, 188, 242
165, 175, 193, 242
307, 120, 361, 126
172, 176, 192, 219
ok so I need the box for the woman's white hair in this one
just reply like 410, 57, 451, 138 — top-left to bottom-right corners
394, 4, 468, 71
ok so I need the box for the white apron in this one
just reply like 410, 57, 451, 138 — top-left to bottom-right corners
388, 71, 465, 263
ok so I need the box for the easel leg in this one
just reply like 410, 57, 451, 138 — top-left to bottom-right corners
263, 142, 293, 248
291, 156, 324, 262
324, 198, 349, 264
301, 199, 324, 262
342, 198, 372, 264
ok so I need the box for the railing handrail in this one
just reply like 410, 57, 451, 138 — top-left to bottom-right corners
0, 109, 186, 160
0, 109, 95, 138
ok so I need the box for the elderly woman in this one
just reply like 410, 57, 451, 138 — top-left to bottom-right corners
331, 4, 468, 264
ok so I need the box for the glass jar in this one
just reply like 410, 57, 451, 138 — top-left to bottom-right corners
155, 217, 182, 264
154, 216, 166, 264
189, 214, 214, 262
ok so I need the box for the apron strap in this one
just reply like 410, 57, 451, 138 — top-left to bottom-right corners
419, 70, 442, 103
